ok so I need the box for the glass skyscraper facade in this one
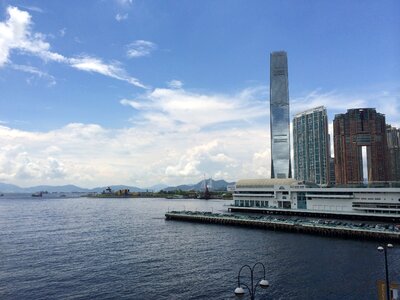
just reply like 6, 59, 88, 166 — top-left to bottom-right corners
270, 51, 291, 178
293, 106, 330, 185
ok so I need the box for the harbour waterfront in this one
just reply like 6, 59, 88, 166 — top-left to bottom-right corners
165, 211, 400, 241
1, 196, 399, 299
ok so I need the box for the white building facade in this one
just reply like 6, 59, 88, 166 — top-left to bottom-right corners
232, 179, 400, 216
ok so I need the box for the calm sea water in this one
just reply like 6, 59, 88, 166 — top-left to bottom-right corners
0, 196, 399, 299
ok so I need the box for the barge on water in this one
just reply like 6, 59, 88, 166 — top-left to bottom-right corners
229, 178, 400, 222
165, 211, 400, 241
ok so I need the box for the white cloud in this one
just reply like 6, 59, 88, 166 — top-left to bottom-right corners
127, 40, 156, 58
0, 122, 267, 187
0, 84, 270, 187
115, 13, 128, 21
121, 85, 268, 130
116, 0, 133, 6
120, 99, 143, 109
167, 79, 183, 89
0, 6, 146, 88
69, 56, 147, 88
10, 64, 56, 86
1, 84, 398, 187
18, 5, 44, 13
291, 89, 366, 116
59, 28, 66, 37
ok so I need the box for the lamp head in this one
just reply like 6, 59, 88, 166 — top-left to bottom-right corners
387, 243, 393, 248
377, 246, 384, 252
234, 287, 245, 298
259, 279, 270, 289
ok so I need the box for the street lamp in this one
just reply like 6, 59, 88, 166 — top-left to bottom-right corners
378, 243, 393, 300
234, 262, 269, 300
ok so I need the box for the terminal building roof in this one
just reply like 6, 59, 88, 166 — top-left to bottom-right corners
236, 178, 299, 188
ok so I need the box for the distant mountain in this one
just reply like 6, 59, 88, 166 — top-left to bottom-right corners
146, 184, 169, 192
0, 180, 234, 193
26, 185, 90, 193
0, 183, 145, 193
163, 179, 234, 192
0, 182, 26, 193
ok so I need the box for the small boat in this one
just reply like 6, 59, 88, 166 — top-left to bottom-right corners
32, 192, 43, 197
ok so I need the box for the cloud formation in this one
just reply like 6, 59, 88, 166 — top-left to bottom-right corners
59, 28, 66, 37
0, 83, 398, 187
0, 6, 145, 88
116, 0, 133, 6
10, 64, 56, 86
69, 56, 146, 88
167, 79, 183, 89
127, 40, 156, 58
0, 122, 269, 187
18, 5, 44, 13
115, 13, 128, 21
0, 85, 270, 187
121, 85, 268, 130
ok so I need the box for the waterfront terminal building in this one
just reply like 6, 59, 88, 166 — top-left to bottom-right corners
230, 178, 400, 220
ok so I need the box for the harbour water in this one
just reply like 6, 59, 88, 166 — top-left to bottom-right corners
1, 196, 399, 299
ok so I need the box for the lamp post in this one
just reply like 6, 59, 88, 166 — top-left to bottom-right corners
378, 243, 393, 300
234, 262, 269, 300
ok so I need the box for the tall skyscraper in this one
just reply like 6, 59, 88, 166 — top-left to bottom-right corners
293, 106, 330, 185
333, 108, 388, 185
270, 51, 291, 178
386, 125, 400, 182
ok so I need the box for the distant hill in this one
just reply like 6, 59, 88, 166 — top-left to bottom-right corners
0, 183, 145, 193
0, 182, 26, 193
146, 184, 169, 192
163, 179, 234, 192
0, 180, 234, 193
26, 185, 90, 193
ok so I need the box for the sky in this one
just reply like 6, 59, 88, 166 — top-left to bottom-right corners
0, 0, 399, 188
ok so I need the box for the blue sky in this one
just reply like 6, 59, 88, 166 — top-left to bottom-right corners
0, 0, 399, 187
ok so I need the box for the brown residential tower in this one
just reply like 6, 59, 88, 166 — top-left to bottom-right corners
333, 108, 388, 185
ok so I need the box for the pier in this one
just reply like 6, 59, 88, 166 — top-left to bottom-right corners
228, 206, 400, 222
165, 211, 400, 241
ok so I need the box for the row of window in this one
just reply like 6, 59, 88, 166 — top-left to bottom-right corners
234, 200, 269, 207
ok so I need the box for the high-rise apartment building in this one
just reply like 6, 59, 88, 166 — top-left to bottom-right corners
386, 125, 400, 182
270, 51, 291, 178
333, 108, 388, 185
293, 106, 330, 185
